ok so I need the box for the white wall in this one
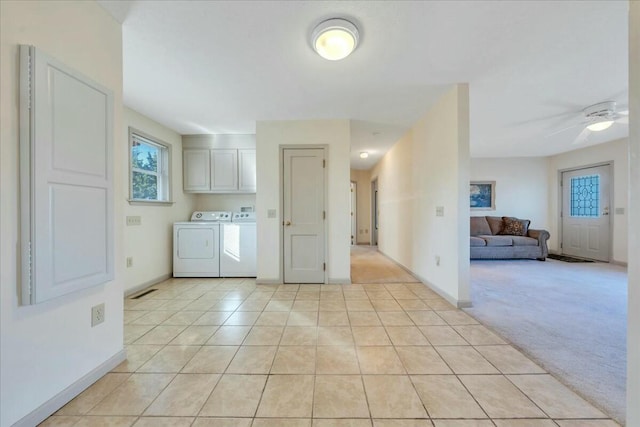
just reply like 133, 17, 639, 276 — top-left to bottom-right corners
370, 85, 471, 306
470, 157, 549, 230
627, 2, 639, 424
0, 2, 124, 425
350, 169, 372, 244
547, 138, 629, 263
123, 107, 196, 293
256, 120, 351, 283
196, 194, 256, 212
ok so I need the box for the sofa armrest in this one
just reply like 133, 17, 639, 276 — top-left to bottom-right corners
528, 229, 550, 258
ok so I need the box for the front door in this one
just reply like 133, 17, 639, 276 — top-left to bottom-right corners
283, 148, 326, 283
561, 164, 611, 261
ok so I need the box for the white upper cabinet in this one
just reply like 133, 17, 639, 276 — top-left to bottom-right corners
183, 147, 255, 193
238, 149, 257, 192
210, 149, 238, 191
183, 149, 211, 191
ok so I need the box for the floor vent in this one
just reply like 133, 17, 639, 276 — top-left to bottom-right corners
131, 289, 158, 299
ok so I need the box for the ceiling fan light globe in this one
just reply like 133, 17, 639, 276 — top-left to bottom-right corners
586, 120, 614, 132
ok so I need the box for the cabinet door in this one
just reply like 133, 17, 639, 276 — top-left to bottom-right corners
183, 149, 211, 191
238, 149, 257, 193
210, 149, 238, 191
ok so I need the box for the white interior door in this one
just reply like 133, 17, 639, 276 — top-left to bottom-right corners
561, 165, 611, 261
283, 148, 325, 283
351, 181, 357, 245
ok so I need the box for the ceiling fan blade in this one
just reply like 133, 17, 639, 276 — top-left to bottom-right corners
572, 127, 591, 145
545, 122, 584, 138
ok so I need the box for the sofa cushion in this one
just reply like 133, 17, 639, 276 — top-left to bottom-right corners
470, 217, 492, 236
511, 236, 539, 246
481, 235, 513, 247
499, 217, 531, 236
485, 216, 504, 235
470, 236, 487, 247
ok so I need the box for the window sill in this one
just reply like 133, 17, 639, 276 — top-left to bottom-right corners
127, 199, 175, 206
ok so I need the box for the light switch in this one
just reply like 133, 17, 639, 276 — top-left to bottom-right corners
615, 207, 625, 215
435, 206, 444, 217
126, 216, 141, 226
267, 209, 277, 219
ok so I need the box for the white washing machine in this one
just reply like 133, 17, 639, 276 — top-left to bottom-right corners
220, 212, 257, 277
173, 211, 231, 277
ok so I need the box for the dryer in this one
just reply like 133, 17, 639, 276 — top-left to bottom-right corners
220, 212, 256, 277
173, 211, 231, 277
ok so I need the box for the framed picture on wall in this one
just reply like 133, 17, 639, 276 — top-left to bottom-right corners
470, 181, 495, 210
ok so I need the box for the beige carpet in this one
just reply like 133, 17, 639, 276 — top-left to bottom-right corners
351, 245, 419, 284
467, 259, 627, 424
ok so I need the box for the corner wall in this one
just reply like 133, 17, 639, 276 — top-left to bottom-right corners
123, 108, 196, 293
350, 169, 372, 244
0, 2, 124, 425
627, 1, 639, 424
470, 157, 549, 230
547, 138, 629, 263
255, 120, 351, 283
370, 84, 471, 306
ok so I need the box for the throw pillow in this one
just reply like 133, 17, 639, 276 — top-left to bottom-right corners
499, 217, 530, 236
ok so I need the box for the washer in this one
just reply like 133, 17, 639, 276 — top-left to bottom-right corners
220, 212, 256, 277
173, 211, 231, 277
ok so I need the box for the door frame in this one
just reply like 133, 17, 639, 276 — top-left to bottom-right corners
350, 180, 357, 245
557, 161, 614, 261
371, 177, 379, 246
279, 145, 329, 284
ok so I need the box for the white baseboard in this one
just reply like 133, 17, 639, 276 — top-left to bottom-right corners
12, 349, 126, 427
377, 249, 472, 308
412, 272, 473, 308
329, 277, 351, 285
124, 273, 170, 297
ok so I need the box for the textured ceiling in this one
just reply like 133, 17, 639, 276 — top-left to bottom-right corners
98, 0, 629, 169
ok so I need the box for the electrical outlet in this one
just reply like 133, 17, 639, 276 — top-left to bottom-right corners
126, 216, 142, 226
267, 209, 277, 219
435, 255, 441, 266
126, 257, 133, 268
91, 303, 105, 327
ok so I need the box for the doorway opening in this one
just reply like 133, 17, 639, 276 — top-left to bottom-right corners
371, 178, 378, 246
350, 181, 357, 245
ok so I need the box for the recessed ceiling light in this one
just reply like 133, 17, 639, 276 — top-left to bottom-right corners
312, 18, 359, 61
359, 152, 369, 159
586, 120, 614, 132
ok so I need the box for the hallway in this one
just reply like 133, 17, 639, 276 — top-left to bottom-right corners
350, 246, 419, 284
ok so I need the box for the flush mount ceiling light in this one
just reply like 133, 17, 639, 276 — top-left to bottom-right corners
312, 18, 359, 61
359, 152, 369, 159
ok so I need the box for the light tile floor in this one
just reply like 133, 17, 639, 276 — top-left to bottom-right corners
43, 279, 619, 427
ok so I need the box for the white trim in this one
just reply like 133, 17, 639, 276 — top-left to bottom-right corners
124, 273, 171, 297
12, 350, 126, 427
329, 278, 352, 285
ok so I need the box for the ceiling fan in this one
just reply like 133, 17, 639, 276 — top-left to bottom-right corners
546, 100, 629, 144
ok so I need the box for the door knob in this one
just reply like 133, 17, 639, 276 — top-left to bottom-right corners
603, 207, 610, 216
285, 221, 291, 226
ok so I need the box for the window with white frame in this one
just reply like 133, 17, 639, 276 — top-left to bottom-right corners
129, 128, 171, 202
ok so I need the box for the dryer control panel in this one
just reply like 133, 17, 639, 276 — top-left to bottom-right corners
190, 211, 232, 222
